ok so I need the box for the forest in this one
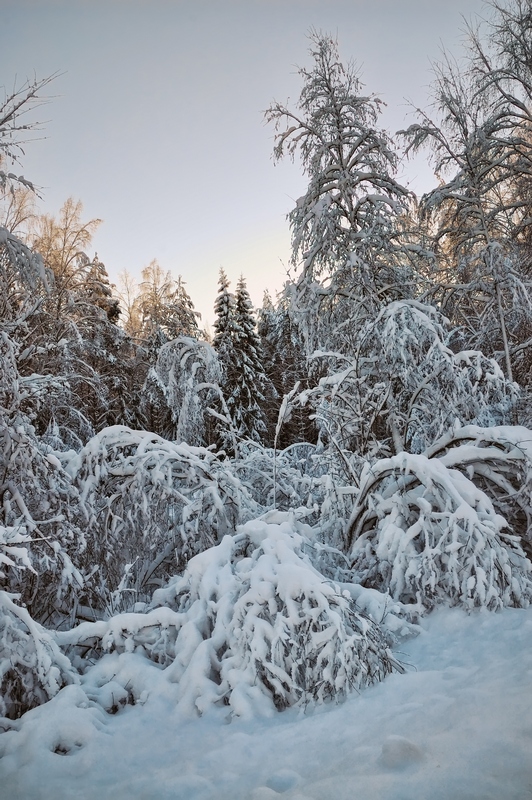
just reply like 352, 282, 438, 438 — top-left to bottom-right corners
1, 0, 532, 732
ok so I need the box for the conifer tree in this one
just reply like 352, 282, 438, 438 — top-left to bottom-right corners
213, 270, 269, 448
212, 269, 239, 452
173, 276, 200, 338
257, 291, 316, 447
213, 268, 236, 360
256, 291, 281, 443
83, 254, 120, 323
230, 275, 269, 443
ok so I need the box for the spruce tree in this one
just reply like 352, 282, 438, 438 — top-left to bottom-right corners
230, 275, 269, 443
256, 291, 280, 444
173, 276, 200, 339
213, 270, 269, 448
83, 254, 120, 323
258, 292, 316, 447
213, 268, 236, 359
212, 269, 239, 452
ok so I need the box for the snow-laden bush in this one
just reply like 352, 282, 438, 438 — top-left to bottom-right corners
0, 591, 78, 719
141, 336, 223, 446
347, 447, 532, 611
67, 426, 257, 610
303, 300, 516, 458
0, 331, 85, 622
56, 517, 402, 719
233, 442, 312, 511
426, 425, 532, 558
0, 529, 78, 719
0, 225, 50, 326
233, 440, 359, 552
154, 517, 402, 716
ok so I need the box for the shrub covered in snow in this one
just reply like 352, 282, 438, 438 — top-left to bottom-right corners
56, 517, 403, 719
141, 336, 222, 446
0, 332, 85, 622
0, 225, 50, 326
154, 517, 403, 715
303, 301, 516, 458
0, 590, 78, 719
67, 426, 257, 610
0, 532, 78, 719
233, 440, 360, 555
347, 444, 532, 611
425, 425, 532, 558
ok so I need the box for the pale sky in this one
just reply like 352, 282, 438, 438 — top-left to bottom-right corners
1, 0, 487, 329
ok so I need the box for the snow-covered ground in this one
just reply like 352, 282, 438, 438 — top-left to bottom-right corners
1, 605, 531, 800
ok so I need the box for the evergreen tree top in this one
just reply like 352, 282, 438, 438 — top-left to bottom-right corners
213, 267, 237, 346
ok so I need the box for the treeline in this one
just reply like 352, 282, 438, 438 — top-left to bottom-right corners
5, 0, 532, 455
0, 185, 314, 453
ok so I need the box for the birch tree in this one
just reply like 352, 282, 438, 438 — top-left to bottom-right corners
403, 4, 532, 386
266, 32, 410, 354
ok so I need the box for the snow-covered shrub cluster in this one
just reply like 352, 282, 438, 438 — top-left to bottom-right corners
0, 225, 50, 326
0, 590, 78, 719
55, 517, 403, 719
303, 301, 517, 458
233, 440, 357, 548
67, 426, 256, 611
141, 336, 222, 445
347, 433, 532, 611
0, 527, 78, 719
0, 332, 85, 621
153, 517, 402, 715
426, 425, 532, 559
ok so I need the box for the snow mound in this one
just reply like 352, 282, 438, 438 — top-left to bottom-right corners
265, 767, 302, 792
0, 685, 107, 764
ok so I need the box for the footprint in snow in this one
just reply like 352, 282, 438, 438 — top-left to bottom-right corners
252, 789, 313, 800
380, 735, 425, 769
266, 768, 302, 792
252, 768, 304, 797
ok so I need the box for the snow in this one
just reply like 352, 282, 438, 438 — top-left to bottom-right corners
1, 605, 531, 800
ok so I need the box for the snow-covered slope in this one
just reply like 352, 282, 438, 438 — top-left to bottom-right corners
1, 605, 531, 800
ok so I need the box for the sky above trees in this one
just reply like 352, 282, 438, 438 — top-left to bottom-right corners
1, 0, 485, 327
